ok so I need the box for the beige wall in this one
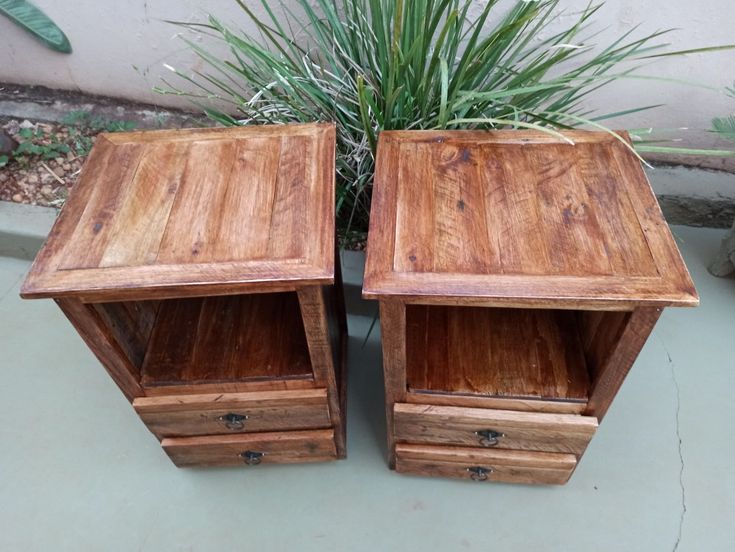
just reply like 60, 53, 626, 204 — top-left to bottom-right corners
1, 0, 734, 150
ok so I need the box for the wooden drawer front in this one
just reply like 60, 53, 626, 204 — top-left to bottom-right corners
162, 429, 337, 467
395, 444, 576, 485
394, 403, 597, 455
133, 389, 331, 438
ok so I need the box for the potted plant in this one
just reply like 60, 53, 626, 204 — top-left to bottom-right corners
158, 0, 733, 245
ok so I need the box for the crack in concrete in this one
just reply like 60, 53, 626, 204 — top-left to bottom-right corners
661, 337, 687, 552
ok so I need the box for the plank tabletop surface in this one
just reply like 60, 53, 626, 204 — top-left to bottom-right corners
22, 124, 336, 301
363, 130, 698, 309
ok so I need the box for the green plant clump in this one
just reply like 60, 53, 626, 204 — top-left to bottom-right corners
9, 127, 70, 165
159, 0, 732, 242
712, 83, 735, 141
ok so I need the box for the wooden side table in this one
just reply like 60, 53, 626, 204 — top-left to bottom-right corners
22, 123, 348, 467
363, 130, 698, 485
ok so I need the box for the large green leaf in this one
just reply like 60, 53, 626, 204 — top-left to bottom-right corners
0, 0, 71, 53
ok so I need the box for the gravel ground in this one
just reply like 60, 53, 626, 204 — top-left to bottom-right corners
0, 118, 105, 208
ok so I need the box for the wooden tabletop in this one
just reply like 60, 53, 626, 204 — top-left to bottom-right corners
363, 130, 698, 309
22, 124, 336, 301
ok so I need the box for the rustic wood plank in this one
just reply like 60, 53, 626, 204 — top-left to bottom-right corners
202, 136, 281, 262
394, 403, 597, 455
98, 142, 189, 267
133, 389, 331, 438
484, 145, 552, 274
141, 292, 313, 388
363, 133, 400, 291
267, 135, 310, 259
610, 140, 698, 300
395, 444, 576, 485
312, 129, 337, 277
577, 310, 631, 384
379, 300, 407, 467
585, 307, 662, 420
406, 305, 590, 401
393, 142, 435, 272
405, 392, 587, 414
90, 300, 159, 369
363, 272, 696, 308
156, 139, 238, 264
576, 143, 658, 276
527, 145, 612, 275
104, 123, 322, 144
142, 378, 317, 397
161, 429, 337, 467
23, 263, 328, 302
55, 298, 144, 401
431, 143, 497, 273
297, 285, 345, 457
57, 141, 144, 269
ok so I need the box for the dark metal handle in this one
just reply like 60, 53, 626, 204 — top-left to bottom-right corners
467, 466, 493, 481
218, 413, 248, 430
475, 429, 505, 447
240, 450, 264, 465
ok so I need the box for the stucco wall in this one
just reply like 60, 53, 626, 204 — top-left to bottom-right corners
1, 0, 734, 150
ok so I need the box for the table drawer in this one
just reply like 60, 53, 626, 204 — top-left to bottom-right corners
395, 444, 576, 485
134, 389, 331, 438
161, 429, 337, 467
394, 403, 597, 455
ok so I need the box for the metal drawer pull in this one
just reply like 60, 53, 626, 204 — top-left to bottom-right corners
240, 450, 264, 465
467, 466, 493, 481
475, 429, 505, 447
218, 413, 248, 430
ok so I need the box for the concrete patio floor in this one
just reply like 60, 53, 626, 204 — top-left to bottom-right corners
1, 224, 733, 551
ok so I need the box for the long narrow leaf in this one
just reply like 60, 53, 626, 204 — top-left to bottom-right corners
0, 0, 71, 52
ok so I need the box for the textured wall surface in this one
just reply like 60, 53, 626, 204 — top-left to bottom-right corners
0, 0, 734, 150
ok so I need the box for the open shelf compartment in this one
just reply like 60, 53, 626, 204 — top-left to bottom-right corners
92, 291, 314, 391
406, 305, 631, 405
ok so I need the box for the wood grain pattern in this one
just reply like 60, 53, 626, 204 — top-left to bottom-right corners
90, 300, 159, 370
405, 391, 587, 414
98, 142, 189, 267
141, 378, 317, 397
585, 307, 662, 420
297, 285, 346, 457
379, 300, 407, 467
133, 389, 331, 438
161, 429, 337, 467
141, 292, 312, 388
577, 310, 631, 384
394, 403, 597, 455
395, 444, 576, 485
406, 305, 590, 401
363, 130, 698, 309
21, 123, 336, 301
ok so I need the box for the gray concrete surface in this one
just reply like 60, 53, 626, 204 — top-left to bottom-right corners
0, 202, 56, 260
1, 226, 733, 551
